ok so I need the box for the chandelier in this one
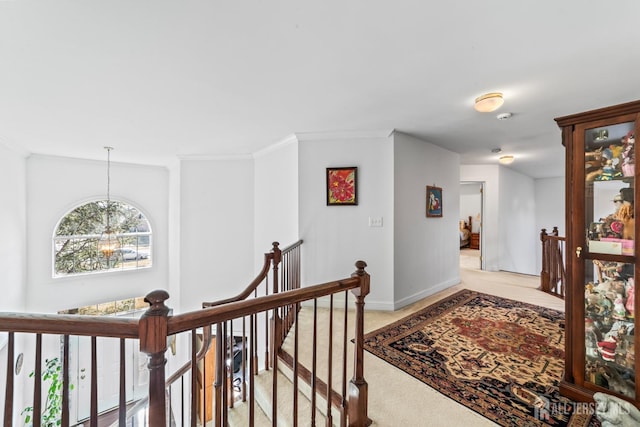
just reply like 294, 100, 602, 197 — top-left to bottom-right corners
98, 146, 120, 261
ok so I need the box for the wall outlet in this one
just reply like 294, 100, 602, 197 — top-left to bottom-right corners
368, 217, 383, 227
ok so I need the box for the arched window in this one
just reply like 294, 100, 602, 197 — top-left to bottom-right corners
53, 200, 152, 277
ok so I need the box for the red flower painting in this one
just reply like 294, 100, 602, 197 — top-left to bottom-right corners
327, 167, 357, 205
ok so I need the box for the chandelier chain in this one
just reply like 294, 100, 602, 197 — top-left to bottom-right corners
105, 146, 113, 232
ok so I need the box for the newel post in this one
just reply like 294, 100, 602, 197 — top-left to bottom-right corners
270, 242, 284, 361
540, 228, 549, 292
271, 241, 282, 294
349, 260, 370, 427
140, 290, 171, 427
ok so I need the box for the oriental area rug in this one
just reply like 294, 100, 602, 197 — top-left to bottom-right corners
362, 289, 597, 427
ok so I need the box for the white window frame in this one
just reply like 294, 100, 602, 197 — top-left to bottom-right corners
52, 199, 153, 278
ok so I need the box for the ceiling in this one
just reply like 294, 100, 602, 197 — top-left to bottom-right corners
1, 1, 639, 179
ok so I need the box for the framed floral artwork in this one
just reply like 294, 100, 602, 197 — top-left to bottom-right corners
426, 185, 442, 217
327, 167, 358, 205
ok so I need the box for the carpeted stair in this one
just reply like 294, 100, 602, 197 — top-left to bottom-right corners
228, 305, 346, 426
228, 359, 342, 427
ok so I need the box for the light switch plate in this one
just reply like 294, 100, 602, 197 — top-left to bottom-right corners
368, 217, 383, 227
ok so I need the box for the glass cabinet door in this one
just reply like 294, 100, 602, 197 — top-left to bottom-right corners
583, 121, 636, 398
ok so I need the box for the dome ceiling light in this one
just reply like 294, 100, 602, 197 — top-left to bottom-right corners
474, 92, 504, 113
499, 155, 515, 165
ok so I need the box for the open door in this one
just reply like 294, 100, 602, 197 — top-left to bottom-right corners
60, 298, 149, 424
460, 181, 484, 270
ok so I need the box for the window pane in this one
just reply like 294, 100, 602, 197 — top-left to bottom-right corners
53, 200, 152, 277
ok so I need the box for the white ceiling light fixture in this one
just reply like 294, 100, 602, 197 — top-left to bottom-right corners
499, 155, 515, 165
474, 92, 504, 113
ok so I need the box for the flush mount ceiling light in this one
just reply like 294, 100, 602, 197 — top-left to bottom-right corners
499, 155, 514, 165
474, 92, 504, 113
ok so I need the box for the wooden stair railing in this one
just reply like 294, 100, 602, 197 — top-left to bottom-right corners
540, 227, 566, 299
0, 241, 369, 427
198, 240, 303, 424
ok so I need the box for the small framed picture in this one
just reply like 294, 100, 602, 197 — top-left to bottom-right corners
426, 186, 442, 217
327, 167, 358, 206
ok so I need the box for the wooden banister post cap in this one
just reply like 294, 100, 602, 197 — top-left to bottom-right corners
354, 260, 367, 275
351, 260, 370, 297
272, 241, 282, 263
144, 290, 170, 316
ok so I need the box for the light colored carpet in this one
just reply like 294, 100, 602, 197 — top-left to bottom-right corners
460, 248, 481, 270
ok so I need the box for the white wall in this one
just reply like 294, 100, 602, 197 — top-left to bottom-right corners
499, 167, 537, 275
0, 143, 27, 417
167, 159, 182, 312
254, 137, 299, 268
0, 145, 27, 312
298, 132, 394, 310
393, 132, 460, 309
26, 155, 170, 313
535, 176, 565, 271
460, 165, 500, 271
180, 158, 255, 311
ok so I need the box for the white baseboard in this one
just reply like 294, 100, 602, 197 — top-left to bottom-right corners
301, 276, 461, 312
391, 277, 460, 310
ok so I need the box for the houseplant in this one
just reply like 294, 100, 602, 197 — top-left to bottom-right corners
22, 357, 73, 427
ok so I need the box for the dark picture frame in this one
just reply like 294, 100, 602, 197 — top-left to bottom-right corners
426, 185, 442, 217
326, 167, 358, 206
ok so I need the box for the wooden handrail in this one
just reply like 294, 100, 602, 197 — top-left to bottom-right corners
0, 314, 139, 337
201, 256, 273, 308
201, 240, 302, 310
169, 277, 361, 335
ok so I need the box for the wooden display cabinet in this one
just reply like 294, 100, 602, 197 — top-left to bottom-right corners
555, 100, 640, 407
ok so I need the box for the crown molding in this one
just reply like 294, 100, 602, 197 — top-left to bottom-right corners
178, 153, 253, 161
295, 129, 395, 142
177, 129, 396, 161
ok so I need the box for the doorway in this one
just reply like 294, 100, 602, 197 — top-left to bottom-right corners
59, 297, 149, 424
460, 181, 484, 270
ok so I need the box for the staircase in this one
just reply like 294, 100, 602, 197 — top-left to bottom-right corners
228, 305, 348, 426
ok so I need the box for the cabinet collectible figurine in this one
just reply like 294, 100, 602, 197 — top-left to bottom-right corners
556, 100, 640, 407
